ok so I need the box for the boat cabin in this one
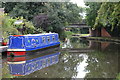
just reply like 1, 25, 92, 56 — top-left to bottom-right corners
8, 33, 60, 51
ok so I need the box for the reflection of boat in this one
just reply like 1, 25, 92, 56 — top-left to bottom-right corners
7, 51, 60, 76
7, 33, 60, 56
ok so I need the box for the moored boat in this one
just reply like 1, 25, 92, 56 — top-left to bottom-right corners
7, 33, 60, 56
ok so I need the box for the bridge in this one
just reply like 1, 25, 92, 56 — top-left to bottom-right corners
65, 23, 90, 28
64, 23, 91, 36
65, 23, 111, 37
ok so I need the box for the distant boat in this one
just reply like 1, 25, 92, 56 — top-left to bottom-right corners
7, 33, 60, 57
7, 51, 60, 76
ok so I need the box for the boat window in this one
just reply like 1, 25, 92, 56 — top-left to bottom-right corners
47, 36, 50, 42
52, 35, 55, 41
47, 58, 50, 65
52, 56, 56, 63
42, 59, 46, 68
42, 37, 45, 43
40, 60, 42, 68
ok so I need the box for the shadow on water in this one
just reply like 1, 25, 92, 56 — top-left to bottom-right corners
2, 37, 120, 78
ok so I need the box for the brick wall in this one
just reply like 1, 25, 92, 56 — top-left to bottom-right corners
101, 28, 111, 37
90, 28, 111, 37
89, 28, 101, 37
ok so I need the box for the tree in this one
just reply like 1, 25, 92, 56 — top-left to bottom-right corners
85, 2, 120, 37
2, 15, 20, 41
2, 14, 36, 41
85, 2, 102, 28
94, 2, 120, 29
3, 2, 83, 39
94, 2, 120, 36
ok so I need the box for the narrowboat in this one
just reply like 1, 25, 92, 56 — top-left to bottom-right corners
7, 33, 60, 56
7, 52, 60, 76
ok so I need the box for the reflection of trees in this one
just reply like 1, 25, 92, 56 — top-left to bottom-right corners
85, 45, 119, 78
22, 42, 119, 78
2, 61, 14, 78
89, 40, 119, 52
21, 51, 84, 78
70, 38, 89, 48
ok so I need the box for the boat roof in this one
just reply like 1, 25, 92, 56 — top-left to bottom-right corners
11, 33, 58, 37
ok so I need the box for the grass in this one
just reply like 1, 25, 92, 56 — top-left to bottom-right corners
80, 34, 90, 37
65, 31, 90, 38
65, 31, 74, 38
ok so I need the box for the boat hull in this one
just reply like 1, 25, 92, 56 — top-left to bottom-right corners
7, 43, 60, 57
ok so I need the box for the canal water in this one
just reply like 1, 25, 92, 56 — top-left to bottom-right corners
2, 37, 120, 78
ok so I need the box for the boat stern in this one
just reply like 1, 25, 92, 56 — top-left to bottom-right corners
7, 49, 26, 57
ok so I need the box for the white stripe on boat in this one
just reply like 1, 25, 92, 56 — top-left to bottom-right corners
7, 49, 26, 51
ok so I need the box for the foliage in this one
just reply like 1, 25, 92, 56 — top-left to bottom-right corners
71, 27, 80, 33
33, 2, 83, 39
2, 14, 35, 42
85, 2, 102, 28
65, 31, 74, 38
94, 2, 120, 32
85, 2, 120, 37
80, 28, 89, 34
2, 14, 20, 41
3, 2, 83, 40
14, 18, 35, 34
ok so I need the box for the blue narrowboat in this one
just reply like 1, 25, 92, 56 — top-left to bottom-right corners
7, 52, 60, 76
7, 33, 60, 56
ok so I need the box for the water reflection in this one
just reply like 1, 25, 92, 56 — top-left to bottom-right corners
73, 54, 89, 78
2, 37, 120, 78
61, 38, 119, 78
62, 37, 89, 48
23, 51, 84, 78
7, 50, 60, 76
84, 42, 119, 78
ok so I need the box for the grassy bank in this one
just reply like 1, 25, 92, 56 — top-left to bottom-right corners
65, 31, 90, 38
64, 31, 74, 38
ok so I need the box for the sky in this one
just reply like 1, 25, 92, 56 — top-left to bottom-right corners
70, 0, 87, 19
70, 0, 87, 7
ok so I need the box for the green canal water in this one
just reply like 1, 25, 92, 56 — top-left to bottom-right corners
2, 37, 120, 78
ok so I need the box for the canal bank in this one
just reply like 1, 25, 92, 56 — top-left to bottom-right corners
81, 37, 120, 43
